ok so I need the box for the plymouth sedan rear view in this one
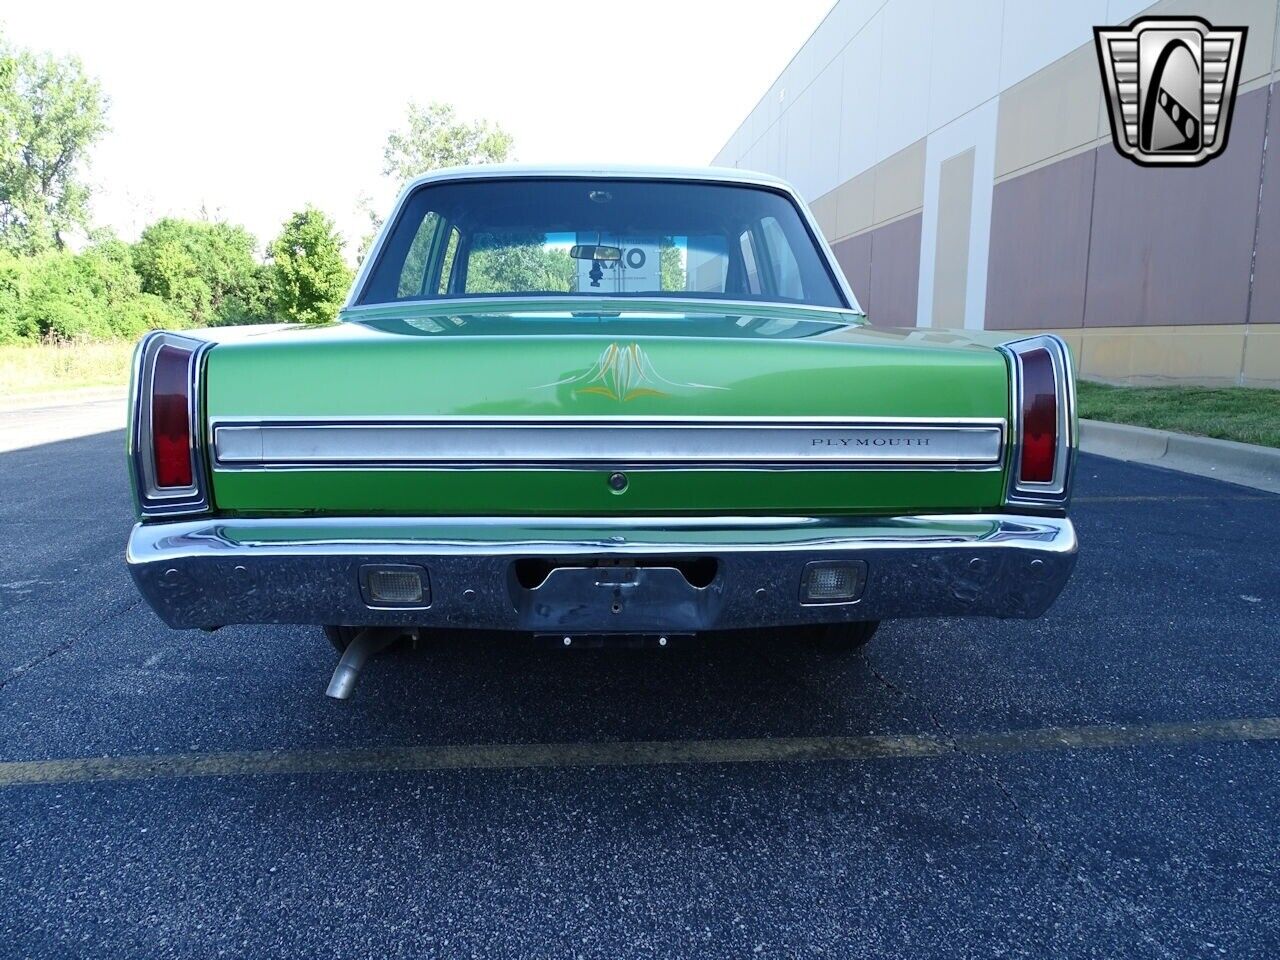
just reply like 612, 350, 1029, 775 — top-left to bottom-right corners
125, 166, 1077, 697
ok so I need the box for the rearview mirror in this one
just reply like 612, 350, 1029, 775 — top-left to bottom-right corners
569, 244, 622, 262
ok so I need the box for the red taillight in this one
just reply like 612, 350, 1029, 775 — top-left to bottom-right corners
1019, 348, 1057, 483
151, 345, 193, 488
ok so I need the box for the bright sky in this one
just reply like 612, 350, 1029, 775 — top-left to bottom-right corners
1, 0, 833, 258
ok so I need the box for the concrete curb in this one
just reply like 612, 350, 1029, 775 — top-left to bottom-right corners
1080, 419, 1280, 494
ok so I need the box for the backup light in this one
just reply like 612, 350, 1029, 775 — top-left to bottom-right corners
360, 564, 430, 607
801, 561, 867, 604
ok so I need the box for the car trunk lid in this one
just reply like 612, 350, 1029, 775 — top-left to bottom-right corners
202, 301, 1011, 515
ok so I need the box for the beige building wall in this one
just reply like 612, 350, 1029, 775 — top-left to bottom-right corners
714, 0, 1280, 388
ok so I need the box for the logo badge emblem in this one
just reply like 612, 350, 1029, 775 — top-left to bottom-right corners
1094, 16, 1247, 167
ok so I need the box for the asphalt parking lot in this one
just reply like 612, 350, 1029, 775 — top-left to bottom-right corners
1, 407, 1278, 959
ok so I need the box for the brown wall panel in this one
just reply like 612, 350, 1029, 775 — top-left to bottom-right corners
831, 233, 872, 314
1246, 80, 1280, 324
868, 214, 922, 327
1083, 85, 1268, 328
985, 149, 1095, 331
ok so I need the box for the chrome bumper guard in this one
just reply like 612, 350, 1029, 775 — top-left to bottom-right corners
126, 514, 1077, 632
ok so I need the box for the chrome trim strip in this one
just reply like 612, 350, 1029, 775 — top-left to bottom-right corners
127, 332, 214, 517
209, 414, 1007, 424
129, 513, 1077, 558
998, 335, 1077, 508
210, 418, 1005, 471
345, 165, 862, 314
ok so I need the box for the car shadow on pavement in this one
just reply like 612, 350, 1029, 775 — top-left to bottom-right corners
342, 625, 893, 740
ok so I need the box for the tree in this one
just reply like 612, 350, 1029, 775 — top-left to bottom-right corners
0, 33, 108, 254
660, 239, 686, 292
360, 101, 515, 262
269, 208, 352, 325
132, 218, 272, 326
466, 234, 575, 295
0, 238, 185, 344
382, 101, 513, 187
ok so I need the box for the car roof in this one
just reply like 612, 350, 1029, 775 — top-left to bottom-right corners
398, 164, 794, 193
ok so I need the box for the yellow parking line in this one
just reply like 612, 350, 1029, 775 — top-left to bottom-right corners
2, 717, 1278, 789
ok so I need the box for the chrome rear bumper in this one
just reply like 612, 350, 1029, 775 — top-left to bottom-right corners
126, 513, 1077, 632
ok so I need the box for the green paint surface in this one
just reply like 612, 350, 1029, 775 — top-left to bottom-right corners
202, 301, 1012, 514
210, 469, 1004, 517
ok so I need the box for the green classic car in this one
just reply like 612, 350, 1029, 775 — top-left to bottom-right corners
125, 166, 1077, 697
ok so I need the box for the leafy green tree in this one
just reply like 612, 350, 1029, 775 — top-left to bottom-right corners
382, 101, 513, 186
660, 239, 686, 292
466, 236, 575, 294
0, 250, 37, 342
360, 101, 515, 262
0, 239, 184, 344
0, 33, 108, 254
269, 207, 352, 325
132, 218, 271, 326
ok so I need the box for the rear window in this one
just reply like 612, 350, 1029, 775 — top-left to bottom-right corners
359, 178, 847, 309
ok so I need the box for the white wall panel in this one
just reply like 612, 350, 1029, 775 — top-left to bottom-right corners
1106, 0, 1155, 24
928, 0, 1003, 130
807, 3, 844, 75
836, 0, 892, 51
809, 61, 844, 196
785, 87, 816, 196
789, 34, 816, 92
750, 126, 766, 175
998, 0, 1110, 89
764, 114, 783, 176
714, 0, 1172, 168
875, 0, 935, 162
763, 78, 783, 130
837, 10, 883, 183
724, 126, 741, 166
746, 106, 763, 159
721, 122, 743, 167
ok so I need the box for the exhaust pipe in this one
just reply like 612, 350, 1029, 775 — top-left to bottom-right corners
325, 627, 404, 700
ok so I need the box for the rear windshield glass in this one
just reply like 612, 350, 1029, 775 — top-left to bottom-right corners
357, 178, 847, 309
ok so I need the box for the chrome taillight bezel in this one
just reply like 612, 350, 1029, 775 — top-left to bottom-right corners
998, 334, 1077, 509
128, 331, 213, 518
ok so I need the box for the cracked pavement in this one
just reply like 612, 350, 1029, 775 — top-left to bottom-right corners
1, 410, 1278, 958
